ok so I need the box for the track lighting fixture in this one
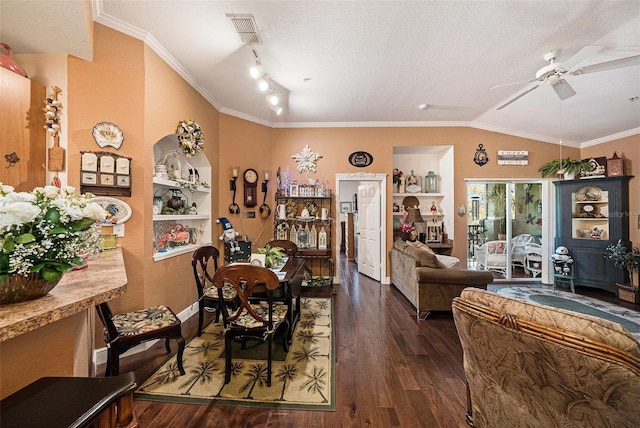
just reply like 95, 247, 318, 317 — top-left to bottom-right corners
249, 48, 286, 115
266, 93, 279, 106
257, 77, 270, 92
249, 63, 265, 79
270, 104, 283, 115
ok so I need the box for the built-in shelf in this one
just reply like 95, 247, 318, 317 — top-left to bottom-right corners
153, 135, 212, 261
152, 177, 210, 193
152, 242, 212, 261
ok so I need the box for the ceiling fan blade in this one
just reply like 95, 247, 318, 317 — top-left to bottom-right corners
490, 78, 535, 90
563, 46, 603, 70
496, 84, 540, 110
552, 79, 576, 100
574, 54, 640, 75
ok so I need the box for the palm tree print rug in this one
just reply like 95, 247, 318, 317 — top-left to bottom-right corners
135, 297, 335, 411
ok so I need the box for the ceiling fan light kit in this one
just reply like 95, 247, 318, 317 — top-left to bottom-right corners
496, 46, 640, 110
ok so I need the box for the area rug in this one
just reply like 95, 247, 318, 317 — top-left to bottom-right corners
135, 297, 335, 411
495, 286, 640, 339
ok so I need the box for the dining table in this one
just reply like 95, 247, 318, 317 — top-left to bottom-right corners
271, 256, 306, 344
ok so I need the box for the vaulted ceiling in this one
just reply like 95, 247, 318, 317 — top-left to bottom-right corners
2, 0, 639, 147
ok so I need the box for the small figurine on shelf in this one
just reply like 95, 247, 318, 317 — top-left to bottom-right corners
431, 201, 438, 223
217, 217, 241, 254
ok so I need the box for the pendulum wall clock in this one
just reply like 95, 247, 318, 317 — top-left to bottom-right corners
243, 168, 258, 207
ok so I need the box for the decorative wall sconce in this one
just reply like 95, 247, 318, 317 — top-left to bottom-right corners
229, 166, 240, 214
259, 170, 271, 218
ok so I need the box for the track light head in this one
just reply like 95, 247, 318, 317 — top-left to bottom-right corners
270, 104, 283, 115
257, 77, 270, 92
266, 93, 279, 106
249, 64, 265, 79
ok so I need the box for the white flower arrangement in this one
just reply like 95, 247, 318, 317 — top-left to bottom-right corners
0, 183, 106, 282
176, 119, 204, 157
292, 144, 322, 174
43, 86, 63, 137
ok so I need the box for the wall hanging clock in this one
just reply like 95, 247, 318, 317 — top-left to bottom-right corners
243, 168, 258, 207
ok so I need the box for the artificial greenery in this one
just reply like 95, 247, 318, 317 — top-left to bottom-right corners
257, 245, 286, 268
604, 239, 638, 286
538, 157, 592, 178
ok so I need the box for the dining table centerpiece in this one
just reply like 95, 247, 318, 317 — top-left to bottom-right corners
0, 183, 106, 303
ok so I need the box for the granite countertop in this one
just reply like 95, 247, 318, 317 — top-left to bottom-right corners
0, 248, 128, 342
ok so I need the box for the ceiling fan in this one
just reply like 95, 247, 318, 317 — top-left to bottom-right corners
495, 46, 640, 110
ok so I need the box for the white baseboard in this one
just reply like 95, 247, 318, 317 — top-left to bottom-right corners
92, 301, 200, 374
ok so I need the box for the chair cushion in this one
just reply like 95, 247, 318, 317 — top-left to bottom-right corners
229, 303, 288, 329
204, 283, 237, 300
112, 305, 178, 336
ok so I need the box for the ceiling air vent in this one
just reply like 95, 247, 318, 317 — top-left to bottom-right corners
226, 13, 262, 44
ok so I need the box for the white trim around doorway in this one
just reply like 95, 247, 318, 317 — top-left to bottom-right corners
335, 173, 388, 285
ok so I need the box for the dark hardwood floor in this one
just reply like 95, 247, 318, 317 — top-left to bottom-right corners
117, 256, 470, 427
115, 256, 636, 427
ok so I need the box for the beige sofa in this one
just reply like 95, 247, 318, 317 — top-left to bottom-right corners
453, 288, 640, 427
390, 239, 493, 319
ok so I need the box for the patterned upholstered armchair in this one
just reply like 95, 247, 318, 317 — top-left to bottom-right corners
474, 240, 507, 274
452, 288, 640, 427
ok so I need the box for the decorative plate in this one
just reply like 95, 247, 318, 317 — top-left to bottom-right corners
575, 185, 602, 202
92, 196, 132, 224
92, 122, 124, 149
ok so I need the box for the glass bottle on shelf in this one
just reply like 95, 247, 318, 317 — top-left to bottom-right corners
298, 224, 308, 248
290, 224, 298, 246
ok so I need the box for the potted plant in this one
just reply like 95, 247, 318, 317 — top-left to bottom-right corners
538, 157, 592, 180
604, 239, 639, 303
257, 245, 286, 268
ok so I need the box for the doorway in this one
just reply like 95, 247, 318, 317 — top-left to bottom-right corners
466, 179, 548, 281
335, 173, 387, 284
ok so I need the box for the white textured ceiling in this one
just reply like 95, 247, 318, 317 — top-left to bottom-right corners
2, 0, 639, 146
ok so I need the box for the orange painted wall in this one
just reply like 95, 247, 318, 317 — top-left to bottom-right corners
68, 24, 221, 318
271, 126, 581, 265
143, 45, 220, 311
68, 24, 146, 314
218, 114, 273, 248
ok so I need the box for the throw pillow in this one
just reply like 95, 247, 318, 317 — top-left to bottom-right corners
407, 241, 440, 269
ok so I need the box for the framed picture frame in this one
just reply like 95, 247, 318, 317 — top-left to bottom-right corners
290, 183, 299, 197
340, 202, 352, 213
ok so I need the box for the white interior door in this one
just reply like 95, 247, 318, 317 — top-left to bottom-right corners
357, 182, 381, 281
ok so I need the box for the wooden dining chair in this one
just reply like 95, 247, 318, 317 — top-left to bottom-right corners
192, 245, 237, 336
213, 264, 289, 386
95, 301, 185, 377
265, 239, 299, 257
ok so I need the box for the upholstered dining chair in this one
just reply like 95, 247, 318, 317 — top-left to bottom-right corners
192, 245, 237, 336
265, 239, 299, 257
95, 302, 186, 377
213, 264, 289, 387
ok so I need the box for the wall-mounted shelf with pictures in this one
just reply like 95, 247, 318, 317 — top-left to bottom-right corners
80, 151, 132, 197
